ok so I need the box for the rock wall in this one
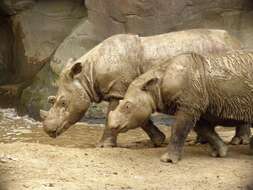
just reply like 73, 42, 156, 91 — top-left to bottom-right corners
0, 0, 253, 119
0, 18, 13, 85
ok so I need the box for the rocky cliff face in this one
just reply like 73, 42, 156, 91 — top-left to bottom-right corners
0, 0, 253, 119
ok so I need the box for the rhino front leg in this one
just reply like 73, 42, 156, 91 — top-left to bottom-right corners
97, 99, 166, 148
97, 99, 119, 148
230, 124, 252, 145
141, 120, 166, 147
160, 112, 195, 163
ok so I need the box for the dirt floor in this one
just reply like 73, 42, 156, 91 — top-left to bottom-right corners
0, 122, 252, 190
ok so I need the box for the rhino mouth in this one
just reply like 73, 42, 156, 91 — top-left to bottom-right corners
111, 121, 129, 134
57, 121, 72, 136
46, 121, 71, 138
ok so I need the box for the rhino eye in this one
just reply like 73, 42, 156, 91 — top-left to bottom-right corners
62, 102, 66, 107
124, 101, 132, 109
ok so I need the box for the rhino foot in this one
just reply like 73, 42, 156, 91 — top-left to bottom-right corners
194, 134, 208, 144
230, 136, 251, 145
151, 132, 166, 147
210, 144, 228, 157
96, 138, 117, 148
160, 152, 180, 163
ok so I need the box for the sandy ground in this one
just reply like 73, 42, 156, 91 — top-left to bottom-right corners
0, 124, 252, 190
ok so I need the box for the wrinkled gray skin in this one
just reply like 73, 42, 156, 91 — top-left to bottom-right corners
108, 50, 253, 163
40, 29, 249, 147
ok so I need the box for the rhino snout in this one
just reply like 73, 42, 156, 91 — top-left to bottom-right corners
43, 124, 58, 138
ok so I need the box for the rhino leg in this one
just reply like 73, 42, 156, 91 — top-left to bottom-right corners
97, 99, 119, 148
230, 124, 252, 145
141, 120, 166, 147
194, 133, 208, 144
97, 99, 166, 148
160, 111, 195, 163
250, 137, 253, 154
195, 121, 228, 157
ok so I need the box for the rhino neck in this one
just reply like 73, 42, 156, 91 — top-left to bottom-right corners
133, 69, 166, 113
150, 85, 165, 113
77, 61, 101, 103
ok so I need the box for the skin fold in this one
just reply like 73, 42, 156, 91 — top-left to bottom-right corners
108, 50, 253, 163
40, 29, 250, 147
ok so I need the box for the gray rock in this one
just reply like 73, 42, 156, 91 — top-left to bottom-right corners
85, 0, 253, 46
50, 19, 99, 75
0, 18, 13, 85
0, 0, 35, 15
11, 0, 86, 83
18, 64, 58, 119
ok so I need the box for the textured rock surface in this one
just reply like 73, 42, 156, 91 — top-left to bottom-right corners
50, 19, 99, 75
11, 0, 86, 83
18, 64, 57, 119
85, 0, 253, 38
0, 0, 35, 15
0, 18, 13, 85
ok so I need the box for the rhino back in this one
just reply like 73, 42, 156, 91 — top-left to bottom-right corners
204, 51, 253, 122
76, 30, 240, 102
89, 34, 143, 100
140, 29, 241, 71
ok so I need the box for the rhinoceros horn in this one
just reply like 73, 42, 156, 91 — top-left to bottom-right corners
40, 110, 48, 120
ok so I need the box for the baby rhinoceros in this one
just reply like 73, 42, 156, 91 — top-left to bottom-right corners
108, 50, 253, 163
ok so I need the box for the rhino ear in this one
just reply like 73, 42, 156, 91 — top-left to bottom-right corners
69, 62, 82, 78
141, 78, 159, 91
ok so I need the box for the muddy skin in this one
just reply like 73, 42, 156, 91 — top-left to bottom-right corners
41, 29, 242, 147
230, 124, 252, 145
196, 124, 252, 145
194, 121, 228, 157
108, 50, 253, 163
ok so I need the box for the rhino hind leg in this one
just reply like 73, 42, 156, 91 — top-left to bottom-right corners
141, 120, 166, 147
230, 124, 252, 145
195, 121, 228, 157
194, 133, 208, 144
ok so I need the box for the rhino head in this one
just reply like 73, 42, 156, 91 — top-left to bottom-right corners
108, 78, 159, 133
40, 60, 91, 138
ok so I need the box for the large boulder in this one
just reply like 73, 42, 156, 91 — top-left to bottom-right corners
237, 10, 253, 49
85, 0, 252, 37
85, 0, 253, 50
0, 0, 35, 15
0, 18, 13, 85
18, 64, 57, 119
10, 0, 86, 83
50, 19, 99, 75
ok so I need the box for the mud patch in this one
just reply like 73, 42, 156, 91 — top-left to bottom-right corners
0, 108, 252, 189
0, 141, 252, 190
